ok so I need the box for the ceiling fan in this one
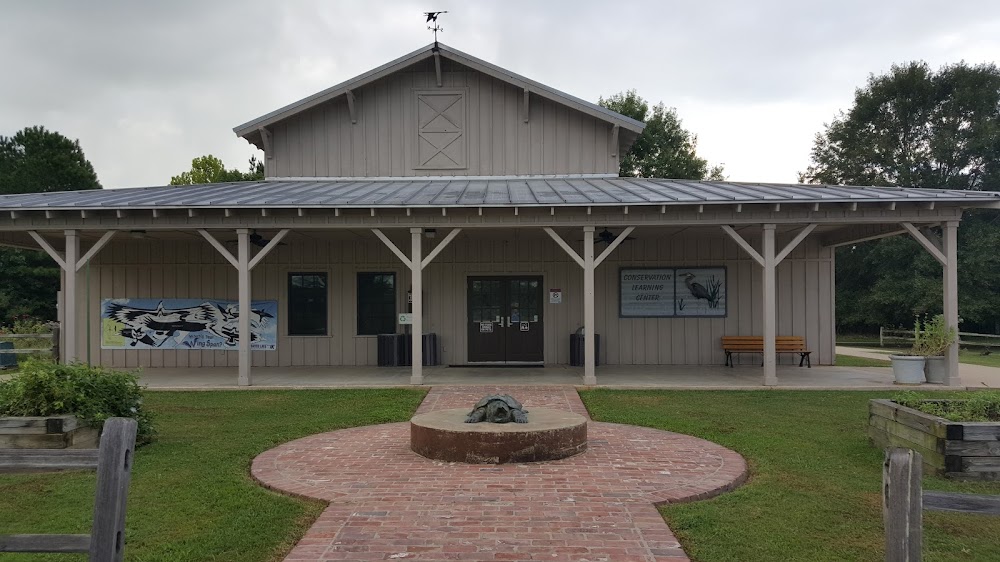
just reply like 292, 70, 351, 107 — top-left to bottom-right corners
578, 228, 636, 245
225, 230, 287, 248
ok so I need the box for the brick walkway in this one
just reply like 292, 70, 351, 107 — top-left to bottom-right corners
252, 386, 748, 561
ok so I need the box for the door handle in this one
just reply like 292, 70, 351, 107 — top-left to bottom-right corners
506, 317, 511, 328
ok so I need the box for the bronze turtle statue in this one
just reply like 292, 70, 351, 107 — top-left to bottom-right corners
465, 394, 528, 424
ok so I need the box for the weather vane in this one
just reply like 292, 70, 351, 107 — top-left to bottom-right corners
425, 11, 446, 45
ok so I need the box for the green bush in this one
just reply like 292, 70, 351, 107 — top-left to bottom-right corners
0, 358, 154, 444
893, 390, 1000, 422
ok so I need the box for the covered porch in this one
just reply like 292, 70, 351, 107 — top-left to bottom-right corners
136, 363, 939, 390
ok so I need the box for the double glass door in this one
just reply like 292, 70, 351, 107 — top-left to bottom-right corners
467, 276, 543, 363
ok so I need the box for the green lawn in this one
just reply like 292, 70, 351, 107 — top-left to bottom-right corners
580, 389, 1000, 562
839, 347, 1000, 368
0, 389, 426, 562
835, 354, 891, 367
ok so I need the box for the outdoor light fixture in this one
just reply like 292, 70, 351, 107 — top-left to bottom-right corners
424, 228, 437, 239
129, 230, 148, 239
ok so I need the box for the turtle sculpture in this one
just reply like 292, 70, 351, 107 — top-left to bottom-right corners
465, 394, 529, 424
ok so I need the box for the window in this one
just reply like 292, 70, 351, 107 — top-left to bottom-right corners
288, 273, 327, 336
357, 272, 396, 335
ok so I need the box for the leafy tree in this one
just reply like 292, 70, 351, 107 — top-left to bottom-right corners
599, 90, 724, 180
801, 62, 1000, 333
0, 126, 101, 324
0, 126, 100, 194
170, 155, 263, 185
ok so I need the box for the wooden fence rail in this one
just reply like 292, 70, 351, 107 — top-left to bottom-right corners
0, 327, 59, 363
879, 327, 1000, 349
882, 447, 1000, 562
0, 417, 137, 561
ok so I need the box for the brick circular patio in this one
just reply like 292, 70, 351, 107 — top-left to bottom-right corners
252, 386, 748, 561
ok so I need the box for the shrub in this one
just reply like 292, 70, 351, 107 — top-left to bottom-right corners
893, 390, 1000, 422
912, 314, 957, 357
0, 358, 154, 444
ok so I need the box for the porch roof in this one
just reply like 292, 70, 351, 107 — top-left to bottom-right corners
1, 176, 998, 212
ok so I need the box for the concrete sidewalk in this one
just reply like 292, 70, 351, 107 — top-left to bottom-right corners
836, 346, 1000, 388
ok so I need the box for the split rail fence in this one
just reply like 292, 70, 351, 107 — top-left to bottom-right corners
0, 328, 60, 366
879, 327, 1000, 350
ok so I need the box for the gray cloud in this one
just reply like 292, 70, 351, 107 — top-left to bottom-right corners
1, 0, 997, 187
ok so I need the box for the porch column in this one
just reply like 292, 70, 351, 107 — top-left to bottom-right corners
237, 229, 251, 386
762, 224, 777, 385
583, 226, 596, 385
64, 230, 79, 363
943, 221, 960, 386
199, 228, 289, 386
410, 227, 424, 385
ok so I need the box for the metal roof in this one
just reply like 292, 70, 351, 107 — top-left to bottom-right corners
232, 43, 646, 139
1, 177, 998, 211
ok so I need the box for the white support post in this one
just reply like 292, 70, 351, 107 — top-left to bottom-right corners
410, 228, 424, 385
583, 226, 597, 385
63, 230, 79, 364
762, 224, 777, 386
943, 221, 960, 386
237, 229, 251, 386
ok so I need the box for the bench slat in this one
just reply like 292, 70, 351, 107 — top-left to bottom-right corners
0, 534, 90, 553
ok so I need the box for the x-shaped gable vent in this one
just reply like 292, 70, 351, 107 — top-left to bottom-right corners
416, 92, 466, 169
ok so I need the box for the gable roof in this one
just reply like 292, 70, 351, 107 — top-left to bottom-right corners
233, 43, 646, 146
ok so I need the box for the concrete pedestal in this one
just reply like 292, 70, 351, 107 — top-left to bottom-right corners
410, 407, 587, 464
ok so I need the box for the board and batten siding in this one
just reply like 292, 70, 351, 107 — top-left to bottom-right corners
267, 58, 619, 178
75, 231, 834, 369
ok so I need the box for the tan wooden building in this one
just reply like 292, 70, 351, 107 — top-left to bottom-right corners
1, 43, 998, 386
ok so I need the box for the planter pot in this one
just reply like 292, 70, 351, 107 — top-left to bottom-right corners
889, 355, 926, 384
924, 356, 947, 384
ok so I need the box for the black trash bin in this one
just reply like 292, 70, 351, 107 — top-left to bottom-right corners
398, 333, 439, 366
569, 333, 600, 366
377, 334, 404, 366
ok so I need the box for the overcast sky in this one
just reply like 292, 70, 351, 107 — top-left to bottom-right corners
2, 1, 998, 188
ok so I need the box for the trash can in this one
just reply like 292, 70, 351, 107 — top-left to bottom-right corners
377, 334, 404, 366
399, 333, 439, 366
0, 341, 16, 369
569, 333, 600, 366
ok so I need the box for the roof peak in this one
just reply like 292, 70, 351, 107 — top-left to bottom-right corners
232, 42, 645, 138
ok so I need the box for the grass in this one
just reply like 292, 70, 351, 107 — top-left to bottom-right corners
0, 388, 426, 562
579, 389, 1000, 562
835, 354, 891, 367
838, 346, 1000, 368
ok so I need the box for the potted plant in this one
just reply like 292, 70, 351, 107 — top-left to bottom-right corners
916, 314, 957, 384
889, 319, 927, 384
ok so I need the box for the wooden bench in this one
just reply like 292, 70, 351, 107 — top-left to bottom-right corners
721, 336, 812, 367
0, 417, 137, 561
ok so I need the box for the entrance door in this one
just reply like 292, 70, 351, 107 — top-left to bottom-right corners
467, 276, 543, 363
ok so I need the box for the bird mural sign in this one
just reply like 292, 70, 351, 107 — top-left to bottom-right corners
100, 298, 278, 350
619, 267, 726, 318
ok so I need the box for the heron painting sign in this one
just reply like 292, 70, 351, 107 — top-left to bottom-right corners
619, 267, 727, 318
100, 298, 278, 350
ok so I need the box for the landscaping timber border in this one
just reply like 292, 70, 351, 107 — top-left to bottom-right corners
868, 399, 1000, 481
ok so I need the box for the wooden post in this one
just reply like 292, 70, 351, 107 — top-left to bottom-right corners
237, 229, 251, 386
880, 326, 884, 348
942, 221, 960, 386
762, 224, 777, 385
88, 418, 137, 562
63, 230, 79, 364
410, 228, 423, 384
51, 326, 61, 363
583, 226, 596, 385
884, 448, 922, 562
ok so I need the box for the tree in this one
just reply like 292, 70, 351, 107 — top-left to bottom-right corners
801, 62, 1000, 333
0, 126, 101, 194
170, 155, 264, 185
0, 126, 101, 325
599, 90, 724, 180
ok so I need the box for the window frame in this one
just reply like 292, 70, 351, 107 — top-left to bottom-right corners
287, 272, 329, 336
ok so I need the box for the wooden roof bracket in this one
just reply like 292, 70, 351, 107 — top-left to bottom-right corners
346, 90, 357, 124
611, 125, 620, 157
258, 127, 273, 159
434, 51, 443, 87
522, 89, 529, 123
